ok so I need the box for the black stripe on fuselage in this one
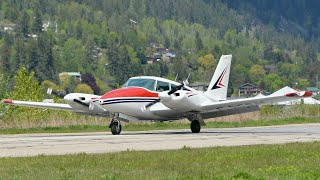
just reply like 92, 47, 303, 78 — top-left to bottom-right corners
101, 98, 159, 105
101, 99, 157, 105
102, 98, 158, 103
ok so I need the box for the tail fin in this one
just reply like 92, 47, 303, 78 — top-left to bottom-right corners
205, 55, 232, 101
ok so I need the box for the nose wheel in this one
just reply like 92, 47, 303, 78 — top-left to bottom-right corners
109, 118, 122, 135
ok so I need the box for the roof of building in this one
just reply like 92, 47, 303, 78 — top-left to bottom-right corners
59, 72, 81, 77
239, 83, 258, 89
306, 87, 320, 92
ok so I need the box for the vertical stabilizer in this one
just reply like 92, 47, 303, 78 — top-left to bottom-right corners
205, 55, 232, 101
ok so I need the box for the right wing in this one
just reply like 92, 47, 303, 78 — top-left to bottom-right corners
3, 99, 109, 116
3, 99, 73, 111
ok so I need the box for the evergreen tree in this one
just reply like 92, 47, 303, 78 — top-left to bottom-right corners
13, 38, 26, 72
195, 32, 204, 51
32, 4, 43, 34
85, 38, 98, 72
19, 10, 30, 37
1, 33, 13, 75
173, 56, 189, 81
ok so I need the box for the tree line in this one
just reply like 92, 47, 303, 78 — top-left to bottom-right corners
0, 0, 319, 98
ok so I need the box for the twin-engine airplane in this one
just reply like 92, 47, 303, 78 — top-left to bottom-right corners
3, 55, 313, 135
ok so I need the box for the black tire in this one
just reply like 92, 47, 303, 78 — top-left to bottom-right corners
111, 123, 122, 135
190, 120, 201, 133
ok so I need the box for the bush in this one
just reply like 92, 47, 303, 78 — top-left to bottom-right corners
74, 83, 94, 94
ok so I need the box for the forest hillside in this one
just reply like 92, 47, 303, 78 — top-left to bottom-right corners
0, 0, 319, 97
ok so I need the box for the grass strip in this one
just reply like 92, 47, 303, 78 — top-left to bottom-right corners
0, 142, 319, 179
0, 117, 319, 134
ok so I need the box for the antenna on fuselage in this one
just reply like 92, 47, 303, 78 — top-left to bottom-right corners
174, 74, 179, 82
183, 73, 191, 86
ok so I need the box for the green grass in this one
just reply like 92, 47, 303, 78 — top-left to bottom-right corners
313, 94, 320, 100
0, 117, 320, 134
0, 142, 320, 179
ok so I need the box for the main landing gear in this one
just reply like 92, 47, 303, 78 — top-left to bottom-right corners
188, 113, 205, 133
190, 120, 201, 133
109, 118, 122, 135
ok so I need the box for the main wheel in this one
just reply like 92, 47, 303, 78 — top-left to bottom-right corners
111, 122, 122, 135
190, 120, 201, 133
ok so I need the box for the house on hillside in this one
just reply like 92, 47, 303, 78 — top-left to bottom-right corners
59, 72, 81, 81
42, 20, 58, 33
264, 65, 277, 74
145, 42, 176, 63
306, 87, 320, 95
1, 23, 16, 33
162, 52, 176, 62
238, 83, 260, 96
146, 56, 157, 64
189, 82, 208, 91
156, 47, 168, 54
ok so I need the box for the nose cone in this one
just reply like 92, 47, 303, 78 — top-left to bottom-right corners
63, 93, 74, 101
63, 93, 86, 102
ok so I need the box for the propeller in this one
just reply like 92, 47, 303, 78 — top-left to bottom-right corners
168, 84, 184, 95
146, 74, 191, 109
168, 78, 189, 95
47, 88, 66, 97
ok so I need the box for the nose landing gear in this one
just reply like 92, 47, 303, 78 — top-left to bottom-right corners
109, 118, 122, 135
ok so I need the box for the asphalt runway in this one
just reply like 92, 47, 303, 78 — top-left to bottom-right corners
1, 123, 320, 157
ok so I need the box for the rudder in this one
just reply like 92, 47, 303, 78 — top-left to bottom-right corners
205, 55, 232, 101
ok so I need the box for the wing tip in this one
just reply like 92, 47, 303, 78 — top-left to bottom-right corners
285, 91, 313, 97
302, 91, 313, 97
3, 99, 13, 104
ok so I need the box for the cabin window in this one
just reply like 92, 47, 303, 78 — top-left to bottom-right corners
156, 81, 170, 92
171, 84, 177, 90
123, 79, 156, 91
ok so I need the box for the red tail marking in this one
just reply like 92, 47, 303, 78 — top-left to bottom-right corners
218, 70, 226, 87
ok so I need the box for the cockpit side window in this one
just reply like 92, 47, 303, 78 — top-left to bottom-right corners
123, 79, 156, 91
156, 81, 170, 92
171, 84, 177, 90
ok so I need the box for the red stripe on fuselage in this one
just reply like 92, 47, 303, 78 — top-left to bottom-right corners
101, 87, 158, 99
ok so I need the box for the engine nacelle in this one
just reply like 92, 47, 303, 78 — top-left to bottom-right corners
89, 100, 107, 114
158, 90, 201, 112
64, 93, 104, 113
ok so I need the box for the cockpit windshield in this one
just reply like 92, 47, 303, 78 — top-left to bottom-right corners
123, 78, 156, 91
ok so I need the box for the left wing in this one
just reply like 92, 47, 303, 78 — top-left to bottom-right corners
199, 91, 313, 118
153, 88, 313, 119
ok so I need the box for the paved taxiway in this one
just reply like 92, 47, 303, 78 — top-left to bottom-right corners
1, 123, 320, 157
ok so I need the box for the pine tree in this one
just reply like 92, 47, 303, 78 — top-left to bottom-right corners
19, 11, 30, 36
32, 4, 43, 34
195, 32, 204, 51
1, 33, 13, 75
